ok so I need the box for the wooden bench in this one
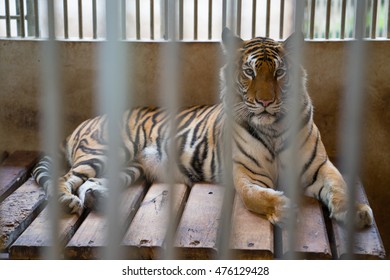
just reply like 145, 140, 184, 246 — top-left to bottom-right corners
0, 151, 386, 260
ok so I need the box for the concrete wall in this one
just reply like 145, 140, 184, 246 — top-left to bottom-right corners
0, 40, 389, 257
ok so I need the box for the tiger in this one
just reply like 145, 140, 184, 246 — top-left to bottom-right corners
32, 28, 373, 228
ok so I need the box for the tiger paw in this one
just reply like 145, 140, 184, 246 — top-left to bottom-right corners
355, 203, 373, 229
266, 193, 291, 227
58, 193, 83, 215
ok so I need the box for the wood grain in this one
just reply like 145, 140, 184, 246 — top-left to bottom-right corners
65, 182, 148, 259
122, 183, 189, 259
230, 194, 274, 259
174, 184, 224, 259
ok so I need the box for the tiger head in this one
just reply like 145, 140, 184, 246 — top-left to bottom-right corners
220, 28, 307, 127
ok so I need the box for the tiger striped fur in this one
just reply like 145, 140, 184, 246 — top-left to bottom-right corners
32, 28, 373, 228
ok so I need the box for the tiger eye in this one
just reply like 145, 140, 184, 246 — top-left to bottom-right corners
275, 69, 286, 78
244, 68, 255, 77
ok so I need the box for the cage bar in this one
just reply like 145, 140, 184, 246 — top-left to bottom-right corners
34, 0, 39, 37
280, 0, 285, 39
194, 0, 198, 40
99, 0, 128, 259
121, 0, 126, 39
388, 0, 390, 38
309, 0, 315, 39
339, 0, 367, 260
237, 0, 242, 36
18, 0, 25, 37
150, 0, 154, 40
208, 0, 212, 40
40, 0, 62, 259
136, 0, 140, 40
325, 0, 331, 39
266, 0, 271, 37
92, 0, 97, 39
341, 0, 347, 39
371, 0, 378, 39
252, 0, 256, 38
222, 0, 227, 28
179, 0, 183, 40
5, 0, 11, 37
63, 0, 68, 39
78, 0, 83, 39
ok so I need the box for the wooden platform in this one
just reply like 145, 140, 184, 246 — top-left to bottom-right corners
0, 151, 386, 260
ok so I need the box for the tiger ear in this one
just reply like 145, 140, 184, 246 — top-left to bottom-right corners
222, 27, 243, 53
283, 32, 305, 55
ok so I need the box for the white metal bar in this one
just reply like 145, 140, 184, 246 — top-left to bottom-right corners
78, 0, 83, 39
340, 0, 367, 260
63, 0, 69, 39
310, 0, 315, 39
325, 0, 331, 39
41, 0, 62, 259
341, 0, 347, 39
266, 0, 271, 37
5, 0, 11, 37
252, 0, 256, 38
371, 0, 378, 39
99, 0, 128, 259
160, 0, 179, 260
280, 0, 285, 39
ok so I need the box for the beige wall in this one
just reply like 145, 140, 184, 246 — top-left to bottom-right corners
0, 40, 389, 257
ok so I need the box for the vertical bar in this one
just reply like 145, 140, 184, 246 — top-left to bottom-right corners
341, 0, 347, 39
179, 0, 184, 40
63, 0, 69, 39
121, 0, 126, 39
78, 0, 83, 39
150, 0, 154, 39
282, 0, 305, 260
41, 0, 62, 259
93, 0, 97, 39
266, 0, 271, 37
5, 0, 11, 37
160, 0, 179, 260
26, 0, 35, 36
18, 0, 25, 37
136, 0, 140, 40
34, 0, 39, 38
252, 0, 256, 38
388, 0, 390, 38
164, 0, 168, 39
371, 0, 378, 39
280, 0, 285, 39
100, 0, 128, 259
237, 0, 242, 36
194, 0, 198, 40
222, 0, 227, 28
340, 0, 367, 260
325, 0, 331, 39
309, 0, 315, 39
216, 0, 236, 260
208, 0, 212, 40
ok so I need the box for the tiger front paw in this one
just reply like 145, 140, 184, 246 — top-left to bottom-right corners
58, 193, 84, 215
331, 203, 373, 229
266, 193, 291, 227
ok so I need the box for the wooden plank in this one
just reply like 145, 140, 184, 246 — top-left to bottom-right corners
65, 182, 148, 259
230, 194, 274, 259
9, 207, 87, 259
331, 180, 386, 259
282, 197, 332, 259
0, 178, 45, 251
122, 183, 189, 259
0, 150, 41, 202
174, 184, 224, 259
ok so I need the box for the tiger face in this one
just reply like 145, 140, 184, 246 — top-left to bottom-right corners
222, 28, 303, 126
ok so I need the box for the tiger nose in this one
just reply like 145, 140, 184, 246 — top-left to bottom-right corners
256, 99, 273, 107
